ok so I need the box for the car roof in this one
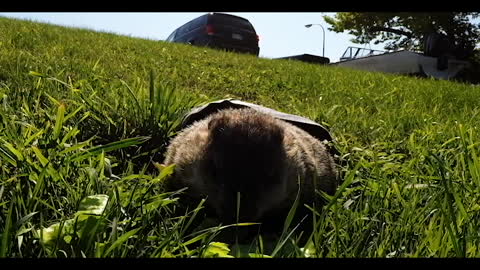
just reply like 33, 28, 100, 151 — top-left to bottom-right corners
208, 12, 251, 22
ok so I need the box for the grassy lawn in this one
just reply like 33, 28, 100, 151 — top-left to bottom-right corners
1, 17, 480, 258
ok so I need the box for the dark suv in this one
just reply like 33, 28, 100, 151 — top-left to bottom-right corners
166, 13, 260, 56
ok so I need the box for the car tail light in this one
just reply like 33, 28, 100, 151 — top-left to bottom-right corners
206, 24, 215, 35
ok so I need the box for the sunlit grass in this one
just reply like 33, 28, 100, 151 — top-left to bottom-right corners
1, 16, 480, 257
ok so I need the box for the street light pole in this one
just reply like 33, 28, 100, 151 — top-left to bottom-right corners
305, 23, 325, 58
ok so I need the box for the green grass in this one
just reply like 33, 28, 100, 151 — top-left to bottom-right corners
1, 16, 480, 258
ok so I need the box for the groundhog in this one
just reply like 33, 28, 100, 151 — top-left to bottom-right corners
163, 108, 338, 238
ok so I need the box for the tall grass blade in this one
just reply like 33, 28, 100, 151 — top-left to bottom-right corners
71, 136, 150, 162
31, 146, 49, 167
53, 103, 65, 140
103, 228, 141, 257
1, 197, 14, 257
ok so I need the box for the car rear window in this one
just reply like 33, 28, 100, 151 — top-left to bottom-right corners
209, 15, 255, 32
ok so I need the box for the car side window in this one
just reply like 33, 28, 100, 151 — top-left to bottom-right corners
190, 16, 205, 31
166, 29, 177, 42
175, 24, 188, 39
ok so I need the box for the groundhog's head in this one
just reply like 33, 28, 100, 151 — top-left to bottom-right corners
198, 109, 291, 224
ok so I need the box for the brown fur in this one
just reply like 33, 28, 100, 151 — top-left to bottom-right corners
163, 108, 338, 230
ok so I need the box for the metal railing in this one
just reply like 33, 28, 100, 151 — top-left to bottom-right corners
339, 46, 387, 61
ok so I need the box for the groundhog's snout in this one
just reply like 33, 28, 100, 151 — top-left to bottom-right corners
216, 191, 262, 223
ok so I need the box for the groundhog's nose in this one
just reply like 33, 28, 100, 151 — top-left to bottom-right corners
218, 192, 260, 223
